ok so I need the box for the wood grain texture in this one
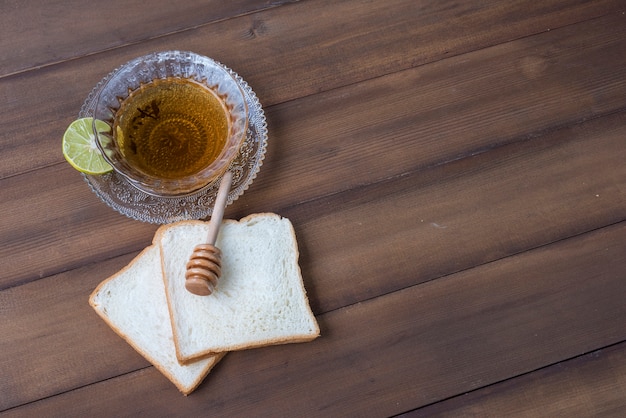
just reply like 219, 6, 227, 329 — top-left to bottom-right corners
1, 0, 623, 179
247, 12, 626, 213
2, 223, 623, 415
0, 253, 147, 411
2, 14, 625, 290
1, 0, 625, 414
405, 343, 626, 417
0, 164, 159, 289
0, 0, 290, 77
1, 111, 624, 410
290, 111, 626, 314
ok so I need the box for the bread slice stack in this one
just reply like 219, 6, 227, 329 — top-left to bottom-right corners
89, 213, 319, 395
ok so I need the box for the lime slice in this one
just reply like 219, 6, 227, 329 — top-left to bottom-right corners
62, 117, 113, 175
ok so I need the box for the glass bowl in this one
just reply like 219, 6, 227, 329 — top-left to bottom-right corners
92, 51, 248, 197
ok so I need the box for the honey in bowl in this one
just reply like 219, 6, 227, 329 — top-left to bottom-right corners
114, 77, 229, 180
93, 51, 248, 196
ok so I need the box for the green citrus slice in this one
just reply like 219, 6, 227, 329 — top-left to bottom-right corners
62, 117, 113, 175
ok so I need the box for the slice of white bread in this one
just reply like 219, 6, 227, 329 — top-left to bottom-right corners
159, 213, 320, 363
89, 245, 224, 395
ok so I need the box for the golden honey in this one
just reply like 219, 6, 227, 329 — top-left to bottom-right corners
114, 77, 229, 179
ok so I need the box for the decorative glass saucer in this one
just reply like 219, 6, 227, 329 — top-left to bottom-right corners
79, 62, 267, 224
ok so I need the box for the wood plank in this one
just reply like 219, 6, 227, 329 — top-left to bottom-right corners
0, 164, 159, 289
0, 252, 149, 411
1, 2, 624, 179
0, 0, 289, 77
3, 0, 620, 78
1, 110, 624, 406
404, 343, 626, 417
2, 97, 624, 311
2, 223, 624, 415
2, 14, 625, 289
3, 0, 623, 415
241, 11, 626, 213
287, 110, 626, 313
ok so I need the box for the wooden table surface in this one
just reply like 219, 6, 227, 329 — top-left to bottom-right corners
1, 0, 625, 416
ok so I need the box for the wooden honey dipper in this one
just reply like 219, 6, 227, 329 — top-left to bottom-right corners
184, 170, 233, 296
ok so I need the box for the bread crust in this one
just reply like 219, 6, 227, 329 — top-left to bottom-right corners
159, 213, 320, 364
89, 245, 222, 395
90, 212, 320, 393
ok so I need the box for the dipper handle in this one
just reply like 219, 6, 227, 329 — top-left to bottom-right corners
205, 170, 232, 245
184, 171, 233, 296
